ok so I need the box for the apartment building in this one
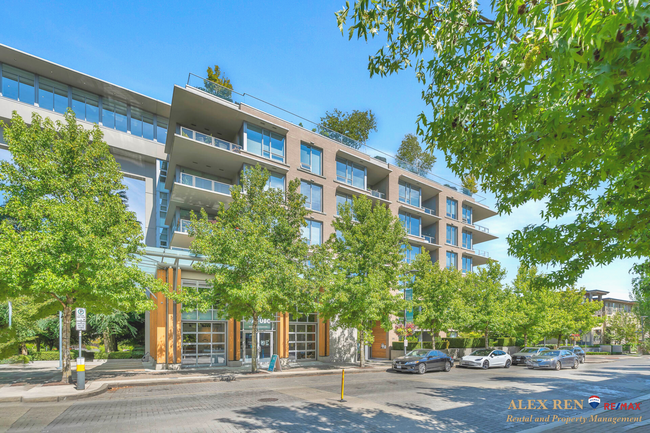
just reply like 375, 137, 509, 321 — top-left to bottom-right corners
583, 289, 637, 345
0, 44, 498, 368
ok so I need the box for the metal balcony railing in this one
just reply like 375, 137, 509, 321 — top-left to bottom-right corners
186, 73, 488, 202
179, 126, 242, 154
179, 172, 233, 196
172, 217, 192, 234
369, 189, 386, 200
398, 198, 437, 216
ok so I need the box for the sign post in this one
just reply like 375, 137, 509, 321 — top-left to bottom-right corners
75, 308, 86, 390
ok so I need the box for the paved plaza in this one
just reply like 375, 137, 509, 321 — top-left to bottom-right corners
1, 357, 648, 432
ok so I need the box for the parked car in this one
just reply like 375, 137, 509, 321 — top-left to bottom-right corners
559, 346, 586, 364
527, 350, 579, 370
460, 349, 512, 369
392, 349, 454, 374
511, 347, 550, 365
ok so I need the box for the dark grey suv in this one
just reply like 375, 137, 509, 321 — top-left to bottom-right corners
559, 346, 586, 364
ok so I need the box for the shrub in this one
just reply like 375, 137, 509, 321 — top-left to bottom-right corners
31, 351, 61, 361
586, 352, 603, 355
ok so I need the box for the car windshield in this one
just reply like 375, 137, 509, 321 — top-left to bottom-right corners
406, 349, 429, 357
543, 351, 561, 357
470, 349, 492, 356
521, 348, 539, 353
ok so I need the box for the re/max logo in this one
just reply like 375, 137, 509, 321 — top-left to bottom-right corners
603, 403, 641, 410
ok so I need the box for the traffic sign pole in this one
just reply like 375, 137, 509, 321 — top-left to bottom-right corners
75, 308, 87, 391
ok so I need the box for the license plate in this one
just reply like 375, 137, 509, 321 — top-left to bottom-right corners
395, 365, 402, 369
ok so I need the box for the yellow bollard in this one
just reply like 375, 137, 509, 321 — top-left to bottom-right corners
340, 369, 346, 402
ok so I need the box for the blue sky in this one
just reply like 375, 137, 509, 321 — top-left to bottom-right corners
0, 0, 637, 299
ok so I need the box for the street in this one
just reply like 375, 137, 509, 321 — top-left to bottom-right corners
1, 357, 648, 432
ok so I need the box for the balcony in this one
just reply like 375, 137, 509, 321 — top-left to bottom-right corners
461, 248, 490, 266
179, 126, 242, 153
335, 182, 390, 205
398, 199, 440, 225
463, 222, 498, 244
408, 233, 440, 250
165, 171, 234, 226
170, 217, 193, 249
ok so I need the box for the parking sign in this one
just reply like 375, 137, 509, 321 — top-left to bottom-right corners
76, 308, 86, 331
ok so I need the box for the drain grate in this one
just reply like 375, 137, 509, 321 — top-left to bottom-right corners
258, 398, 279, 402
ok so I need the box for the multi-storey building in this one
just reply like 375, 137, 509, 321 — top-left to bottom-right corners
0, 44, 498, 368
583, 289, 637, 345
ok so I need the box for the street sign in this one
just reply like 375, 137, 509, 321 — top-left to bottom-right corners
76, 308, 86, 331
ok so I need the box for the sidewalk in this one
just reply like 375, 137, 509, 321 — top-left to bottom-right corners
0, 358, 392, 403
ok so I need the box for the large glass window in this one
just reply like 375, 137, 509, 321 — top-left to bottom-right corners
301, 182, 322, 212
1, 65, 34, 104
130, 107, 154, 140
156, 117, 168, 143
462, 231, 473, 250
288, 313, 317, 360
71, 88, 99, 124
462, 205, 473, 224
101, 98, 128, 132
336, 158, 366, 190
446, 225, 458, 246
181, 321, 226, 366
400, 212, 421, 237
399, 181, 421, 207
462, 256, 473, 273
300, 143, 322, 175
446, 198, 458, 219
38, 77, 68, 114
336, 193, 353, 216
446, 251, 458, 270
401, 244, 422, 264
302, 220, 322, 246
245, 124, 285, 162
266, 172, 285, 191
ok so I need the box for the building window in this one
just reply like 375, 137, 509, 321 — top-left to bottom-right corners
301, 182, 322, 212
399, 181, 421, 207
156, 117, 168, 143
266, 172, 285, 191
401, 244, 422, 264
446, 225, 458, 246
462, 205, 473, 224
101, 98, 128, 132
336, 158, 366, 190
246, 123, 285, 162
336, 193, 353, 216
1, 65, 35, 104
38, 77, 68, 114
289, 313, 317, 360
130, 107, 154, 140
302, 220, 322, 246
300, 143, 322, 175
446, 251, 458, 269
399, 212, 421, 237
462, 256, 473, 273
71, 88, 99, 124
159, 191, 169, 220
446, 198, 458, 220
158, 227, 169, 248
462, 231, 473, 250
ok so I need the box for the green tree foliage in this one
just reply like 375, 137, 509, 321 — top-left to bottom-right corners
546, 287, 603, 343
409, 251, 463, 348
0, 296, 58, 359
185, 165, 312, 373
606, 311, 639, 345
510, 265, 555, 347
319, 109, 377, 149
458, 261, 511, 348
0, 111, 160, 382
88, 311, 139, 353
395, 133, 436, 176
206, 65, 233, 89
336, 1, 650, 285
631, 262, 650, 337
462, 175, 479, 195
311, 195, 406, 367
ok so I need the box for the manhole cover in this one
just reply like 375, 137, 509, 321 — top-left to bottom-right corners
258, 398, 278, 402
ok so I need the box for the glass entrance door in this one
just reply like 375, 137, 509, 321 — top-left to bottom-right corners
243, 331, 273, 364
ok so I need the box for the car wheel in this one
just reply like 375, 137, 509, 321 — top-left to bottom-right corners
444, 361, 452, 372
555, 361, 562, 371
527, 365, 535, 369
482, 360, 489, 370
572, 360, 578, 369
505, 360, 511, 369
418, 363, 427, 374
580, 356, 585, 364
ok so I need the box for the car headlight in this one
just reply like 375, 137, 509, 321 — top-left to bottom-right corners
475, 358, 483, 362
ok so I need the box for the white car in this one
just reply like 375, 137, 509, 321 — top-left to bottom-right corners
460, 349, 512, 369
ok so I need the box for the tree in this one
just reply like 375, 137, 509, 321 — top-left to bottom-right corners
461, 175, 479, 195
336, 1, 650, 286
185, 165, 312, 373
510, 265, 554, 347
202, 64, 234, 101
319, 109, 377, 149
395, 133, 436, 176
312, 195, 406, 367
0, 296, 57, 359
88, 311, 138, 353
409, 251, 463, 349
0, 111, 161, 382
631, 262, 650, 341
606, 312, 639, 345
546, 287, 603, 344
458, 261, 510, 348
206, 65, 233, 90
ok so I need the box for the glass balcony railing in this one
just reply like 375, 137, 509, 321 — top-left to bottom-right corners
475, 249, 489, 258
186, 73, 487, 202
179, 172, 232, 196
179, 126, 242, 153
369, 189, 386, 200
410, 233, 437, 245
172, 217, 192, 234
398, 198, 437, 216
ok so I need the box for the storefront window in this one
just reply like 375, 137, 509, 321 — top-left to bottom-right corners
289, 313, 317, 360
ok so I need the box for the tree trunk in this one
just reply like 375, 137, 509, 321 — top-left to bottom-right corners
359, 329, 365, 368
484, 328, 489, 349
523, 332, 528, 348
103, 330, 111, 353
62, 304, 72, 383
251, 315, 258, 373
36, 337, 41, 352
431, 320, 437, 349
557, 333, 562, 346
111, 335, 118, 352
20, 342, 28, 356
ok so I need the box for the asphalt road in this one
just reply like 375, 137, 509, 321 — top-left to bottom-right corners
1, 357, 649, 433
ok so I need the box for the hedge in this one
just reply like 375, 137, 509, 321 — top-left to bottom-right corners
391, 337, 524, 351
